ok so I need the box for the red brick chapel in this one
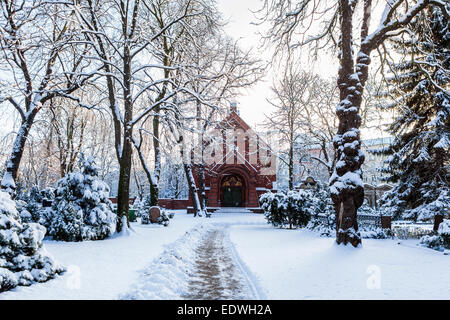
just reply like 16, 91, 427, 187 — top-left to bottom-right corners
189, 104, 277, 209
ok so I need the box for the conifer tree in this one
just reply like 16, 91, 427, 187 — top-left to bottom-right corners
375, 5, 449, 221
49, 155, 116, 241
0, 191, 64, 292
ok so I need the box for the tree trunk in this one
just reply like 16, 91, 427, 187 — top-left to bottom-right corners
116, 128, 132, 232
1, 111, 38, 195
183, 162, 203, 217
198, 135, 207, 211
198, 161, 207, 211
330, 0, 365, 247
288, 142, 294, 191
180, 139, 202, 217
116, 43, 133, 233
150, 105, 161, 206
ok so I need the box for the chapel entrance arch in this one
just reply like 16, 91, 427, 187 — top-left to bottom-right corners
221, 173, 245, 207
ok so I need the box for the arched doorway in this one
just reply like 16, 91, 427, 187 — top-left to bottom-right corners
221, 174, 244, 207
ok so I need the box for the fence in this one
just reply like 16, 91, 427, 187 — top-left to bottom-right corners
314, 213, 391, 229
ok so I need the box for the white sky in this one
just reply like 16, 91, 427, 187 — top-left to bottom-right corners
0, 1, 388, 140
217, 0, 391, 139
217, 0, 339, 130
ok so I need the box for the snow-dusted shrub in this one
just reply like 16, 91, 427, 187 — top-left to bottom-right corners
259, 190, 313, 229
419, 219, 450, 252
438, 219, 450, 249
259, 192, 284, 227
50, 201, 84, 242
359, 225, 390, 239
140, 196, 152, 225
307, 184, 336, 236
420, 235, 444, 251
133, 196, 143, 218
157, 209, 170, 227
0, 191, 64, 292
16, 199, 32, 223
15, 186, 55, 228
49, 155, 116, 241
0, 268, 17, 292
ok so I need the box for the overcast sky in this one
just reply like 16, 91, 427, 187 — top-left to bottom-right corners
217, 0, 339, 130
217, 0, 391, 139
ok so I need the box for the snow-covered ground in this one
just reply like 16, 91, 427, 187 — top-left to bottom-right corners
0, 210, 199, 300
1, 211, 448, 300
229, 223, 450, 300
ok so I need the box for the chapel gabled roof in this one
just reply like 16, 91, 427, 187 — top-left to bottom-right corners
218, 110, 251, 131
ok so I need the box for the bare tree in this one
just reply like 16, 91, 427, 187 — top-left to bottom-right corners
264, 67, 317, 190
73, 0, 209, 231
260, 0, 450, 246
129, 0, 218, 208
0, 0, 96, 194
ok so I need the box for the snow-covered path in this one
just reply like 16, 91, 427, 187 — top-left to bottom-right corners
182, 226, 256, 300
119, 212, 266, 300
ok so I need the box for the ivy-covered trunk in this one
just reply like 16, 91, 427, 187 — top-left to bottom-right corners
330, 0, 368, 247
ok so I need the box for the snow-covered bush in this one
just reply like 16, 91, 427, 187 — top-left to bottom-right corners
0, 191, 64, 292
420, 235, 444, 251
259, 192, 284, 227
133, 196, 144, 218
421, 219, 450, 251
259, 190, 312, 229
16, 199, 32, 223
157, 209, 170, 227
15, 186, 55, 227
48, 155, 116, 241
359, 225, 390, 239
139, 195, 152, 224
438, 219, 450, 248
307, 184, 336, 236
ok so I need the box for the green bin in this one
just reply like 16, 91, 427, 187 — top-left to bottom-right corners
129, 209, 137, 222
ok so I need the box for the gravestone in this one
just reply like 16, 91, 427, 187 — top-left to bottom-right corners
149, 206, 161, 223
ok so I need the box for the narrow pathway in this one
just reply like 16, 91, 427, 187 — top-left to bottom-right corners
182, 226, 255, 300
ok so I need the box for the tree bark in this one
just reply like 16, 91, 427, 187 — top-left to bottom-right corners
116, 38, 133, 232
288, 136, 294, 191
183, 161, 203, 217
180, 140, 202, 217
150, 105, 161, 206
1, 110, 39, 194
330, 0, 365, 247
116, 133, 132, 232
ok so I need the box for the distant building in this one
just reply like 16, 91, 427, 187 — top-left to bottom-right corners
360, 137, 393, 185
277, 136, 393, 191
